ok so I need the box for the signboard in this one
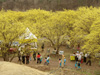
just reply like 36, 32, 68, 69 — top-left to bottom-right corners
59, 51, 64, 55
52, 50, 57, 54
95, 53, 100, 58
21, 45, 25, 48
18, 48, 21, 51
47, 49, 50, 53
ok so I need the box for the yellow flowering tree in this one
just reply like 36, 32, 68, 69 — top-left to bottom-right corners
82, 18, 100, 56
0, 10, 26, 61
72, 7, 100, 49
26, 9, 77, 54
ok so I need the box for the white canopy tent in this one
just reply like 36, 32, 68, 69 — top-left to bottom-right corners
19, 28, 37, 48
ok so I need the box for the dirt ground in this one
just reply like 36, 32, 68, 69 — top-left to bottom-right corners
0, 61, 49, 75
0, 46, 100, 75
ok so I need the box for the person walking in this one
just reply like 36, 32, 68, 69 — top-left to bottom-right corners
26, 54, 30, 64
33, 51, 36, 61
86, 55, 91, 66
59, 59, 62, 67
64, 57, 66, 66
44, 57, 47, 65
41, 43, 44, 51
75, 55, 78, 62
47, 55, 50, 65
75, 61, 78, 68
84, 53, 88, 62
40, 55, 43, 63
77, 61, 81, 69
37, 53, 41, 64
75, 53, 78, 68
29, 53, 32, 61
22, 54, 25, 64
78, 54, 82, 61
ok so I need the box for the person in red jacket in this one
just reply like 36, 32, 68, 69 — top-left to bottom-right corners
37, 53, 41, 64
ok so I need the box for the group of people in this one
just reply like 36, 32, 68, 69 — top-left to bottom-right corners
59, 56, 66, 67
18, 49, 92, 70
18, 51, 36, 64
18, 51, 51, 65
35, 53, 50, 65
18, 54, 30, 64
74, 51, 92, 69
44, 55, 50, 65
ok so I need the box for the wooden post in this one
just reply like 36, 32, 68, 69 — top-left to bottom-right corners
61, 54, 64, 75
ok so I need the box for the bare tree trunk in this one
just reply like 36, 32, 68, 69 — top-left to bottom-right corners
56, 35, 60, 54
47, 38, 56, 49
3, 53, 9, 61
56, 46, 60, 54
10, 53, 16, 62
1, 43, 11, 61
47, 37, 61, 54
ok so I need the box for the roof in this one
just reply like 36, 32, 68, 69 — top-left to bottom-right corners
20, 28, 37, 40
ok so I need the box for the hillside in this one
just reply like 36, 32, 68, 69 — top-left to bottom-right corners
0, 61, 49, 75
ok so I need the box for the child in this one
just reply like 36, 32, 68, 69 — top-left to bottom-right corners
77, 61, 81, 69
40, 55, 43, 63
75, 61, 78, 68
59, 59, 62, 67
47, 55, 50, 65
44, 57, 47, 65
64, 57, 66, 66
37, 53, 41, 64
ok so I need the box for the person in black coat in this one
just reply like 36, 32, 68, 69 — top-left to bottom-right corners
22, 54, 25, 64
75, 55, 78, 62
41, 43, 44, 51
86, 55, 91, 66
33, 51, 36, 61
